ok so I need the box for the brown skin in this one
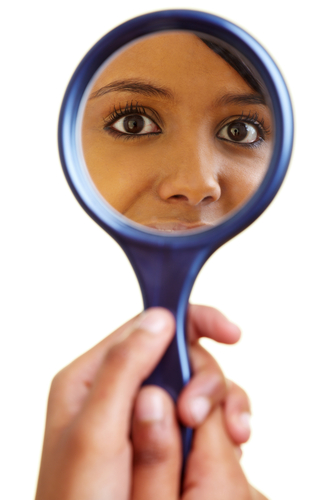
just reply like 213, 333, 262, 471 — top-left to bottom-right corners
35, 306, 267, 500
132, 388, 268, 500
82, 33, 273, 232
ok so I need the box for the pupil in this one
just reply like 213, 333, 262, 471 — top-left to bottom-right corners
227, 122, 248, 141
124, 115, 144, 133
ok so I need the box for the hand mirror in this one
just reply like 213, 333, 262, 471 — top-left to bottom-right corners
58, 9, 293, 464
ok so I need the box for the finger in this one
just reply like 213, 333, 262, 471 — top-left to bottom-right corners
132, 386, 181, 500
177, 343, 227, 427
48, 304, 239, 433
178, 348, 251, 444
225, 380, 252, 444
187, 304, 241, 345
71, 308, 175, 454
47, 313, 142, 431
183, 406, 251, 500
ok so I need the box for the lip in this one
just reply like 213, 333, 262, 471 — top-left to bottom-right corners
140, 221, 213, 233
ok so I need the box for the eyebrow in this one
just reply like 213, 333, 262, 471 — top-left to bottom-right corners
89, 79, 173, 100
89, 79, 268, 108
216, 92, 267, 107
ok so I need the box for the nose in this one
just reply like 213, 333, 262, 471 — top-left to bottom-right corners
157, 146, 221, 206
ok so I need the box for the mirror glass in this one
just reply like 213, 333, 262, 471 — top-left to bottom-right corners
79, 31, 275, 233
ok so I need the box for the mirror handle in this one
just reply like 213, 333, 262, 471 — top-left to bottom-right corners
122, 241, 209, 467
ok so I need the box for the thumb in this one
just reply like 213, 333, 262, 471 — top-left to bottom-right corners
73, 308, 175, 453
131, 386, 181, 500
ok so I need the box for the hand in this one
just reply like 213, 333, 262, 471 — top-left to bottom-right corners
35, 306, 252, 500
179, 305, 251, 448
131, 388, 267, 500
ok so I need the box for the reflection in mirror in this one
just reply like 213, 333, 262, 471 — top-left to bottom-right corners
80, 31, 274, 233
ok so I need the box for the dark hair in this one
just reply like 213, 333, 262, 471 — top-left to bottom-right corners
199, 38, 264, 97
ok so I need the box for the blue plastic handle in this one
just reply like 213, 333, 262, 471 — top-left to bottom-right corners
123, 241, 212, 465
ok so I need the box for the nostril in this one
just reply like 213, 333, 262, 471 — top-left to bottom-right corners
168, 194, 217, 205
202, 195, 214, 203
169, 194, 188, 201
159, 178, 221, 206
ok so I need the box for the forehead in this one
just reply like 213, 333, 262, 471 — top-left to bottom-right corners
90, 32, 254, 98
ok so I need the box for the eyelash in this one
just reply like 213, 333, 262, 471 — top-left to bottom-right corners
103, 104, 271, 146
103, 101, 161, 140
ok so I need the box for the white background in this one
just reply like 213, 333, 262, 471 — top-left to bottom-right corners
1, 1, 333, 499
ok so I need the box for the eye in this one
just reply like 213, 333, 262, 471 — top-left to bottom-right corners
217, 120, 259, 144
110, 114, 160, 135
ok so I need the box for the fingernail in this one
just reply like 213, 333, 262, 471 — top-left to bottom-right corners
229, 322, 241, 335
234, 412, 251, 432
190, 396, 211, 424
137, 310, 169, 335
224, 316, 241, 334
136, 389, 165, 422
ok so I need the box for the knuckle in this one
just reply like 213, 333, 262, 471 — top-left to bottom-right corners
234, 384, 251, 411
201, 369, 227, 398
240, 387, 251, 407
104, 333, 151, 374
133, 422, 177, 467
65, 422, 91, 459
191, 342, 223, 375
210, 369, 226, 392
104, 342, 135, 370
49, 368, 70, 402
50, 370, 65, 391
66, 419, 127, 462
133, 440, 172, 467
231, 380, 246, 397
223, 467, 253, 499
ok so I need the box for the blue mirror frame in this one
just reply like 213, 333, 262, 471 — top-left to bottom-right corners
58, 9, 294, 467
59, 9, 293, 251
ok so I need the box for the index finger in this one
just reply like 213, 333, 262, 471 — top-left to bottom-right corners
47, 311, 158, 431
187, 304, 241, 344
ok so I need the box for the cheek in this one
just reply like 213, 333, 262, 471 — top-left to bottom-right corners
217, 147, 270, 212
82, 133, 160, 214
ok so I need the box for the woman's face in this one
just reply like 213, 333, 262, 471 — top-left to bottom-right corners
82, 32, 273, 232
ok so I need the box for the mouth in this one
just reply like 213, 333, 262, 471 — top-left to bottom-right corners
141, 221, 213, 233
